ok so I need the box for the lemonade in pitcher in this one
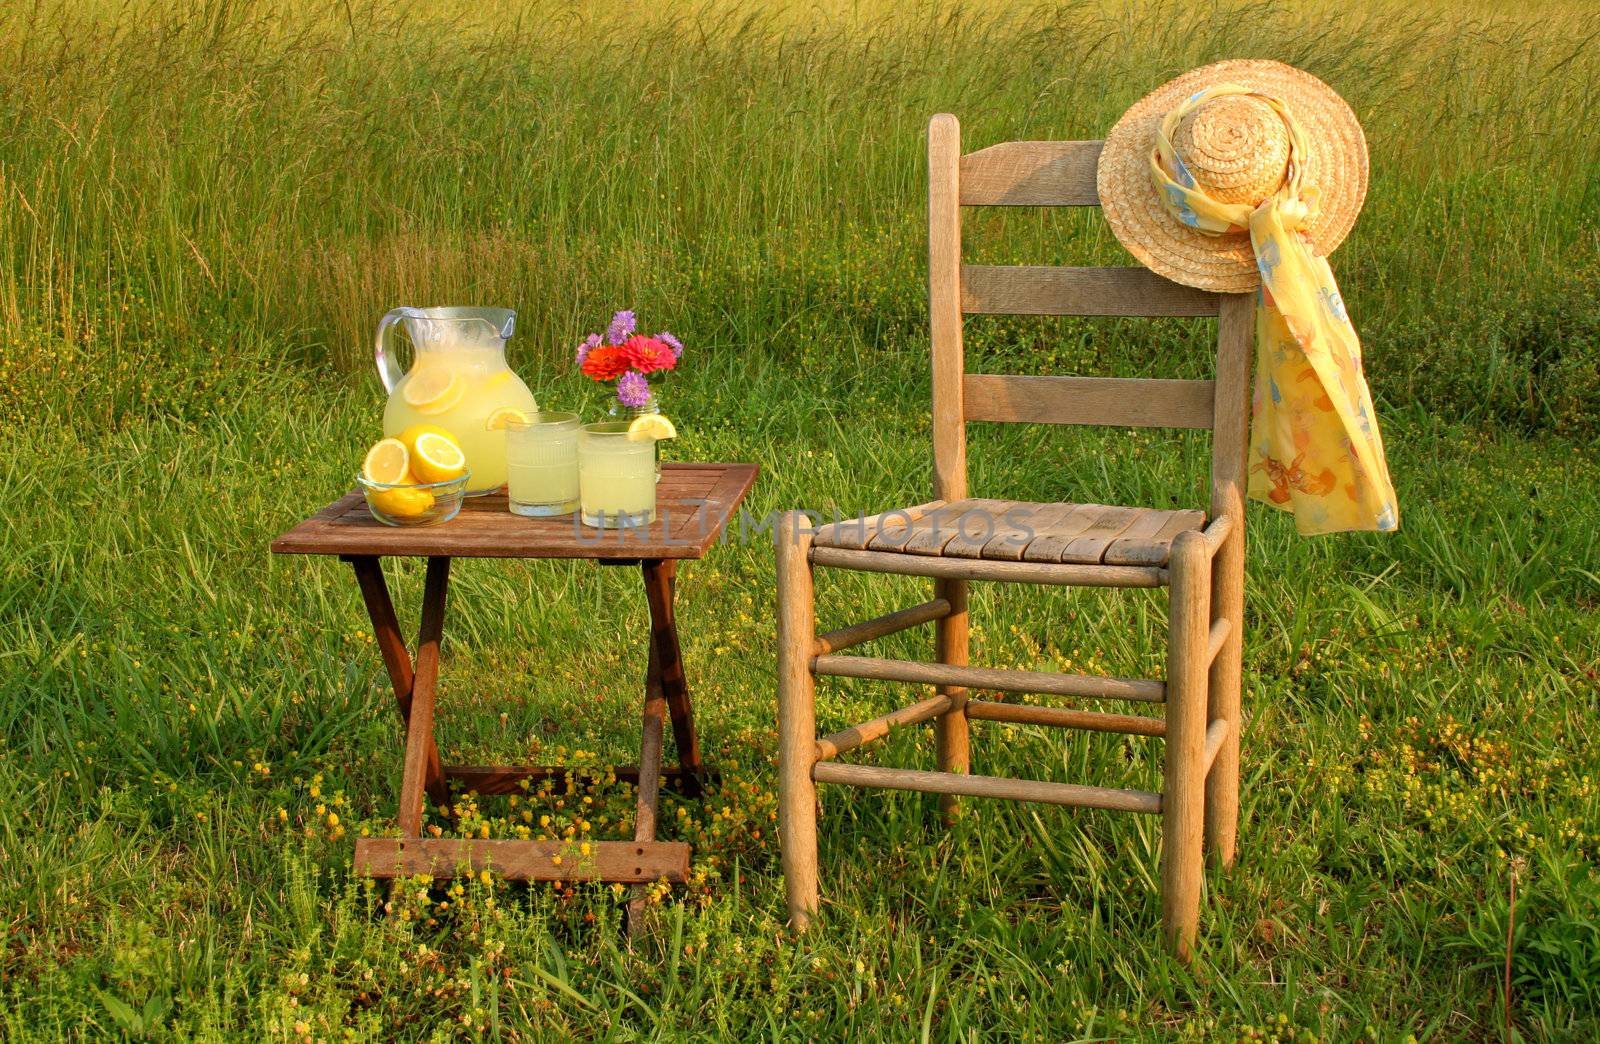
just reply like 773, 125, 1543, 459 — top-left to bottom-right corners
376, 307, 538, 494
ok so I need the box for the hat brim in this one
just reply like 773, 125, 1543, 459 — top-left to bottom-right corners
1097, 59, 1368, 294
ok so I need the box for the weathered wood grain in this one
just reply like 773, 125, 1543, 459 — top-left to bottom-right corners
354, 838, 690, 883
957, 140, 1103, 206
272, 463, 757, 560
963, 374, 1215, 429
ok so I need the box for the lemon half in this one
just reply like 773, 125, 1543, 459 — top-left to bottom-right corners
411, 431, 466, 484
397, 423, 455, 456
361, 437, 411, 485
626, 413, 677, 441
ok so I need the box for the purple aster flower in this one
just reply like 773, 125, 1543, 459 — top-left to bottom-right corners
615, 370, 651, 409
655, 331, 683, 359
605, 310, 636, 346
575, 332, 601, 364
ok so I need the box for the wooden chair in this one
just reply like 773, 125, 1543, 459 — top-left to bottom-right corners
775, 114, 1254, 959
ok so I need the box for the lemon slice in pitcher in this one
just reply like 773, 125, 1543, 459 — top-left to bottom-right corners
362, 437, 412, 485
627, 413, 677, 441
402, 367, 464, 415
411, 431, 466, 484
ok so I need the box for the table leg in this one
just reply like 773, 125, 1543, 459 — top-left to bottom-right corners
347, 556, 449, 810
398, 557, 450, 835
627, 640, 668, 934
641, 559, 702, 795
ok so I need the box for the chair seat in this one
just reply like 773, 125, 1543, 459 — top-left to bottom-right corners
813, 499, 1205, 567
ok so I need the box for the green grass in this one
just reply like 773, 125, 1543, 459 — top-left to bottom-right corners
2, 0, 1598, 1039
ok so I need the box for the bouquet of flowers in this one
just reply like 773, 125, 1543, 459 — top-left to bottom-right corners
576, 310, 683, 411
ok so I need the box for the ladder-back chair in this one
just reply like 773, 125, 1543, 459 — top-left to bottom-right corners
775, 113, 1254, 959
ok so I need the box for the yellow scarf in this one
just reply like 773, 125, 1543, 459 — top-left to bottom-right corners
1151, 84, 1399, 535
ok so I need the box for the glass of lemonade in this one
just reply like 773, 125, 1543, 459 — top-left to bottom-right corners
505, 412, 580, 516
578, 421, 658, 529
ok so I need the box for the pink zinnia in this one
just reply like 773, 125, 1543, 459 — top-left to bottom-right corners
622, 335, 677, 375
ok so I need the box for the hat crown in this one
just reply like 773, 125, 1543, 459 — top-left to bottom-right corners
1171, 94, 1290, 207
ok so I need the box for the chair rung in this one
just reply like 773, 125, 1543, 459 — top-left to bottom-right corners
1206, 618, 1231, 664
1203, 718, 1231, 774
812, 655, 1165, 703
815, 693, 954, 761
811, 761, 1161, 814
813, 598, 952, 656
1201, 513, 1234, 555
809, 545, 1167, 588
965, 699, 1166, 737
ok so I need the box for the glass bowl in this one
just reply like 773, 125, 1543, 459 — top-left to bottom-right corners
357, 471, 470, 527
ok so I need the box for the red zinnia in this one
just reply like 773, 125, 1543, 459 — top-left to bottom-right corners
621, 335, 677, 375
580, 345, 630, 381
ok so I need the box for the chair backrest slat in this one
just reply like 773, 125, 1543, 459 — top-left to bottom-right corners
958, 140, 1103, 206
927, 114, 1255, 523
963, 374, 1215, 429
961, 265, 1220, 318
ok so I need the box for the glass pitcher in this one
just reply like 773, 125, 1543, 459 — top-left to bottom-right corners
376, 307, 539, 495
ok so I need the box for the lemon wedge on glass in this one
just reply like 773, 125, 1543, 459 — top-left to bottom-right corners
410, 431, 466, 484
626, 413, 677, 441
484, 406, 533, 431
362, 437, 411, 485
402, 367, 464, 415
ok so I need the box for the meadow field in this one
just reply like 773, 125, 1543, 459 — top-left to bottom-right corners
1, 0, 1598, 1038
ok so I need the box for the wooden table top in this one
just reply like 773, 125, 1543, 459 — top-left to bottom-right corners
271, 462, 758, 560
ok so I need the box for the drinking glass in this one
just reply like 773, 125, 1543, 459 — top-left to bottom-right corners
505, 412, 580, 516
578, 421, 657, 528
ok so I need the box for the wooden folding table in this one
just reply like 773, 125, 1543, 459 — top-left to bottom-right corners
271, 462, 758, 895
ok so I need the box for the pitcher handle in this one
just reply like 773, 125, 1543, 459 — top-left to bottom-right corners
375, 307, 421, 393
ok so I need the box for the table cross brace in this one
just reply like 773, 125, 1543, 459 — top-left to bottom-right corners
343, 554, 704, 892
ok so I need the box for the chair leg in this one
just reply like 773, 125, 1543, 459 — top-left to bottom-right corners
1162, 532, 1210, 961
1205, 514, 1245, 868
776, 512, 820, 928
932, 577, 969, 822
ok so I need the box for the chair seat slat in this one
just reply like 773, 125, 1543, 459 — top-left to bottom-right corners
940, 499, 1035, 558
895, 499, 1010, 555
814, 500, 944, 550
1057, 506, 1146, 564
1105, 509, 1208, 565
1017, 504, 1108, 562
975, 501, 1082, 560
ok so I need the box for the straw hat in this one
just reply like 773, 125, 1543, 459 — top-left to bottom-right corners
1097, 59, 1368, 293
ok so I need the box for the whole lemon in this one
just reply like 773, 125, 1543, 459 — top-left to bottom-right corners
369, 485, 435, 519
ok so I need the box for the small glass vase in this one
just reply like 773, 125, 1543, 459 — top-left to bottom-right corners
608, 394, 664, 482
